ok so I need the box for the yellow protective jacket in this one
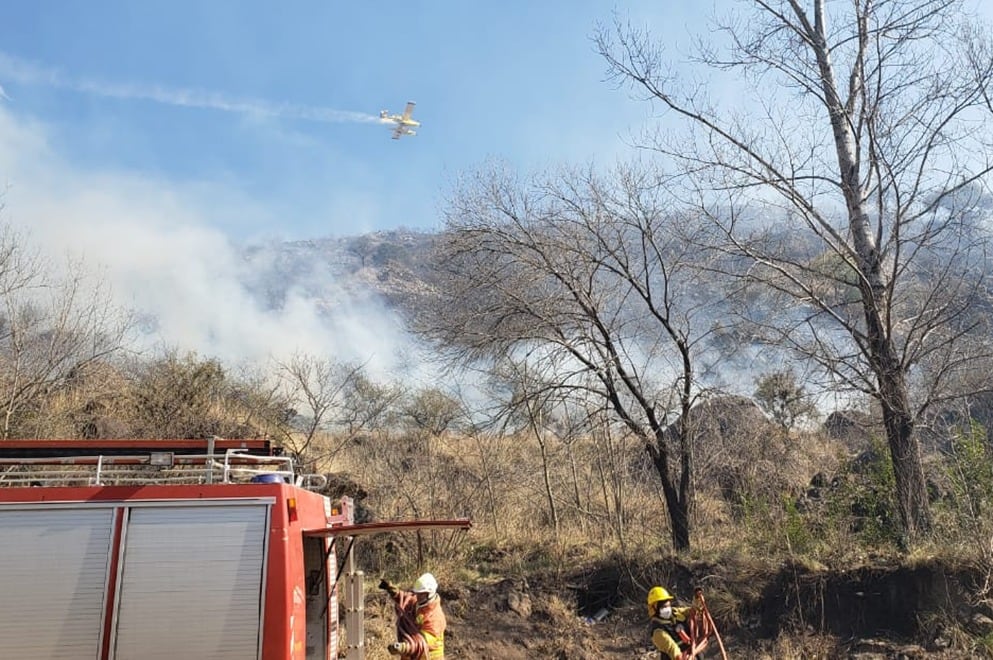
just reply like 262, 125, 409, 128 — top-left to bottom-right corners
415, 595, 446, 659
393, 591, 446, 660
649, 605, 693, 660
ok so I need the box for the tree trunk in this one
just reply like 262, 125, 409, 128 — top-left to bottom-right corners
536, 432, 559, 540
647, 435, 691, 552
810, 2, 932, 542
669, 491, 690, 552
526, 408, 559, 540
872, 334, 932, 542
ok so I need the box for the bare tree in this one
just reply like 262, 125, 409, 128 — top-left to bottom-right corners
397, 387, 467, 526
275, 353, 368, 467
588, 407, 637, 554
597, 0, 993, 543
357, 384, 476, 562
491, 357, 564, 540
424, 163, 728, 551
225, 362, 296, 442
491, 355, 646, 550
0, 228, 131, 438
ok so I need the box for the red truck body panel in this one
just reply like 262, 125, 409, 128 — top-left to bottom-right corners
0, 439, 468, 660
0, 481, 351, 660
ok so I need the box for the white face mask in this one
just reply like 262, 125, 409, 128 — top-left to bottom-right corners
658, 605, 673, 619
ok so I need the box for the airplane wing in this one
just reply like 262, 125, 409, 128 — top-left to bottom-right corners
401, 101, 416, 122
392, 124, 404, 139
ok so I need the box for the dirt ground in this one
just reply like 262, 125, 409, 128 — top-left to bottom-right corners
356, 568, 990, 660
361, 579, 657, 660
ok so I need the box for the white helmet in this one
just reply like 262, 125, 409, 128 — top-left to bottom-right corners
412, 572, 438, 596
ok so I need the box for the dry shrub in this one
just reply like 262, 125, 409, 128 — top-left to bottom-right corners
758, 633, 844, 659
525, 593, 605, 658
701, 557, 773, 629
315, 391, 921, 588
325, 403, 849, 570
20, 360, 132, 438
689, 397, 844, 549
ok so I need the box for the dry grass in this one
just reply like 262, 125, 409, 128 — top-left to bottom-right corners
755, 633, 844, 659
320, 424, 991, 571
308, 421, 993, 658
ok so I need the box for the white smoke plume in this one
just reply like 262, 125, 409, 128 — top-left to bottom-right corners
0, 105, 420, 382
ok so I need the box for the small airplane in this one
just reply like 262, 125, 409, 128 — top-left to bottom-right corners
380, 101, 420, 139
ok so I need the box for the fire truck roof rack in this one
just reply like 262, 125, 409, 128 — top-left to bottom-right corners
0, 437, 274, 458
0, 438, 328, 489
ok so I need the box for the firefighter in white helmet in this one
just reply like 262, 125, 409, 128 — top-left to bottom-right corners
380, 572, 446, 659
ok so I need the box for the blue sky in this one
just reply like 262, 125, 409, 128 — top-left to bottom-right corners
0, 1, 698, 241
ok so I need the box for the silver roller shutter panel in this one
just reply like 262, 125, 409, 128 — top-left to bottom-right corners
0, 506, 115, 659
112, 503, 269, 660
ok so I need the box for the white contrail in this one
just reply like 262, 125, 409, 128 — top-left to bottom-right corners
0, 51, 379, 123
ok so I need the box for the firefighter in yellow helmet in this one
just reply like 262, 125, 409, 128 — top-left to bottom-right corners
647, 586, 693, 660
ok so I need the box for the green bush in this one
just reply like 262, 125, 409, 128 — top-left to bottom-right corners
944, 421, 993, 526
825, 436, 901, 548
782, 495, 815, 555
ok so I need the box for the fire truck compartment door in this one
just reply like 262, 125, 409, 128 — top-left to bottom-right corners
0, 506, 115, 659
112, 503, 269, 660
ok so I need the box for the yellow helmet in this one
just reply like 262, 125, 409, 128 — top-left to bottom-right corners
647, 586, 673, 616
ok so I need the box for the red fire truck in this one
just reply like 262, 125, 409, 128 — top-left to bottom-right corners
0, 438, 469, 660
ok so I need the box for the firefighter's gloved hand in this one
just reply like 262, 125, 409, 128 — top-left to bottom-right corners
387, 641, 405, 655
378, 578, 399, 595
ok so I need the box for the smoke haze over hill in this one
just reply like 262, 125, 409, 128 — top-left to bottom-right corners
5, 100, 993, 410
0, 107, 435, 382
